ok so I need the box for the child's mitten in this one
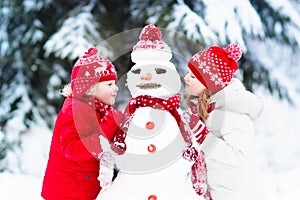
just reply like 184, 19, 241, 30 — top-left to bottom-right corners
190, 150, 208, 196
111, 128, 127, 155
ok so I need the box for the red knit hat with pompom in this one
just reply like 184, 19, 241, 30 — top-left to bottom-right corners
131, 24, 177, 71
133, 24, 170, 51
71, 47, 117, 98
188, 43, 242, 93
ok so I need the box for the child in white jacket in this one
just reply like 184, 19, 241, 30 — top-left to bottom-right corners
185, 44, 266, 200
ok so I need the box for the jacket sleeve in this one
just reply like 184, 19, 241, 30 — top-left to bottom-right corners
202, 128, 254, 167
59, 108, 102, 161
99, 108, 123, 142
213, 79, 263, 120
60, 125, 101, 161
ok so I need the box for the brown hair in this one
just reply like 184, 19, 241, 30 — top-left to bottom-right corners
197, 88, 211, 120
187, 88, 211, 121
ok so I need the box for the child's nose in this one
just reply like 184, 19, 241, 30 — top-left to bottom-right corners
141, 73, 152, 81
184, 74, 189, 83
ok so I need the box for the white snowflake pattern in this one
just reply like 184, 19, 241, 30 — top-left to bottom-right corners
192, 54, 201, 62
207, 72, 224, 87
215, 78, 224, 86
198, 60, 207, 70
210, 73, 218, 82
202, 65, 210, 74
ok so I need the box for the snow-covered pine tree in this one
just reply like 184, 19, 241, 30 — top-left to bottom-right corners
0, 0, 74, 173
1, 0, 300, 175
130, 0, 300, 102
0, 0, 67, 172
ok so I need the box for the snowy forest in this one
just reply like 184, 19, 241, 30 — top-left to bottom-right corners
1, 0, 300, 199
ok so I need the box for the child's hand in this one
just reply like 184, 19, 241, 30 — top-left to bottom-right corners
183, 104, 209, 144
182, 146, 199, 162
190, 150, 208, 196
111, 129, 127, 155
189, 114, 209, 144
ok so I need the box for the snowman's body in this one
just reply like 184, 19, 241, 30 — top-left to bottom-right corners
99, 107, 203, 199
97, 24, 204, 200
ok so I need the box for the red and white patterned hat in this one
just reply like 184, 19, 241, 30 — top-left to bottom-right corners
131, 24, 175, 70
188, 44, 242, 93
71, 47, 117, 97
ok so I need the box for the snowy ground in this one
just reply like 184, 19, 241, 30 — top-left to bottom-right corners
254, 92, 300, 200
0, 172, 43, 200
0, 93, 300, 200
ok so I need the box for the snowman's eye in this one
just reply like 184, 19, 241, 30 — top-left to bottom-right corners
155, 68, 166, 74
131, 69, 141, 74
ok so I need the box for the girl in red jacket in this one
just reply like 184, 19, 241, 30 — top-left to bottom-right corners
41, 47, 122, 200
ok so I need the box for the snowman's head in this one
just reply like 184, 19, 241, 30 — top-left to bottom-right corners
127, 24, 181, 98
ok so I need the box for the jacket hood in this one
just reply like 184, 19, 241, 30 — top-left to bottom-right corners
211, 78, 263, 120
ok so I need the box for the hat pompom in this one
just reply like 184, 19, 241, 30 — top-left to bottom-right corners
83, 47, 98, 58
139, 24, 162, 41
224, 44, 242, 61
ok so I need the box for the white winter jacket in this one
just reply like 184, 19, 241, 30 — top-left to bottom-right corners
202, 78, 266, 200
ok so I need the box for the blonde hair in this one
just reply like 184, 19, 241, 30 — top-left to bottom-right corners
197, 88, 211, 121
59, 83, 72, 97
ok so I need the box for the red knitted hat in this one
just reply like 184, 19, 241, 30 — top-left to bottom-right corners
131, 24, 174, 69
71, 47, 117, 97
133, 24, 170, 51
188, 43, 242, 93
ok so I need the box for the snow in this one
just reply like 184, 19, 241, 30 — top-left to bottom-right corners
168, 1, 219, 45
254, 94, 300, 200
203, 0, 263, 49
43, 3, 113, 60
22, 0, 50, 12
0, 172, 43, 200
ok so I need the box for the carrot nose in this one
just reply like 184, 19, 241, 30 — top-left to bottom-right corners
141, 73, 152, 80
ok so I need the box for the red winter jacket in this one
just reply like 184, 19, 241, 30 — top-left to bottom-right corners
41, 97, 120, 200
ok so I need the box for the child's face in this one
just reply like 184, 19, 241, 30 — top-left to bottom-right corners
94, 80, 119, 105
184, 70, 206, 96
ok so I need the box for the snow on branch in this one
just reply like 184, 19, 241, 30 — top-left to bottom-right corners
265, 0, 300, 46
168, 2, 219, 45
203, 0, 264, 50
44, 6, 112, 60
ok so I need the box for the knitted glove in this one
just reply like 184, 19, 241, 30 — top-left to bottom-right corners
98, 151, 116, 190
111, 128, 127, 155
110, 98, 138, 155
189, 114, 209, 144
184, 104, 209, 144
190, 150, 208, 196
182, 146, 199, 162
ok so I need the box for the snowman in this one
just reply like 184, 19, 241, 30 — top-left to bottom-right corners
98, 24, 206, 200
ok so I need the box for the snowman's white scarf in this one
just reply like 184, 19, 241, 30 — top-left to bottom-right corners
120, 94, 192, 146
